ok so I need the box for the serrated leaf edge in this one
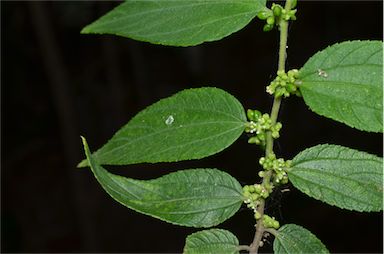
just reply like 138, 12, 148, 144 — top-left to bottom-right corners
289, 143, 383, 212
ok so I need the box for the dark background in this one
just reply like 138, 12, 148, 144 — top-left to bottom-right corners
2, 1, 383, 253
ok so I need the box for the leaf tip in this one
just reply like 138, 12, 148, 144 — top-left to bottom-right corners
77, 160, 88, 168
78, 136, 90, 168
80, 25, 92, 34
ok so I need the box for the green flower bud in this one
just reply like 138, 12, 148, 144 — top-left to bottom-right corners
266, 16, 275, 25
266, 85, 275, 94
281, 176, 289, 184
271, 131, 280, 139
262, 215, 280, 229
286, 83, 297, 93
263, 24, 274, 32
262, 114, 270, 121
247, 109, 255, 121
247, 109, 262, 121
272, 4, 282, 17
248, 136, 259, 144
261, 190, 269, 199
282, 13, 290, 21
287, 69, 299, 78
275, 122, 282, 131
255, 110, 262, 118
257, 133, 265, 142
272, 221, 280, 229
262, 215, 272, 226
257, 8, 272, 20
289, 9, 297, 20
254, 184, 263, 193
251, 193, 259, 201
254, 211, 262, 220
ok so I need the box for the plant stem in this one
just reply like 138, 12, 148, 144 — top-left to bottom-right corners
264, 227, 279, 237
238, 245, 252, 251
266, 0, 290, 155
249, 1, 294, 253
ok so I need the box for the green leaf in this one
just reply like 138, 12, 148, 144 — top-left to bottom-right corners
81, 0, 266, 46
273, 224, 329, 254
79, 87, 246, 167
289, 144, 383, 212
298, 40, 383, 132
184, 229, 239, 254
81, 137, 244, 227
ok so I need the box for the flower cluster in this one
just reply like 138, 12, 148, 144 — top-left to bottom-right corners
243, 184, 272, 213
257, 3, 297, 32
262, 214, 280, 229
245, 110, 282, 146
243, 184, 281, 229
266, 69, 300, 98
259, 153, 291, 185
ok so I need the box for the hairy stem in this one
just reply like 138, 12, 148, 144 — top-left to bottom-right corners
249, 1, 294, 253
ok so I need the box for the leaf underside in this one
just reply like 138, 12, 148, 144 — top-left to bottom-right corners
183, 229, 239, 254
273, 224, 329, 254
82, 137, 244, 228
299, 40, 383, 132
79, 87, 246, 167
289, 144, 383, 212
81, 0, 266, 46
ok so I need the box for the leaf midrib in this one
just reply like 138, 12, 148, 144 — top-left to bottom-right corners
97, 124, 244, 162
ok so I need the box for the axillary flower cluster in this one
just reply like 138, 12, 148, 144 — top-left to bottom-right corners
245, 110, 282, 147
242, 153, 290, 229
257, 3, 297, 32
259, 153, 291, 185
242, 183, 280, 230
267, 69, 301, 98
243, 186, 279, 229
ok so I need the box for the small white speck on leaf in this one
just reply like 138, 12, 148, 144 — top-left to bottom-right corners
317, 69, 328, 78
165, 115, 174, 125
